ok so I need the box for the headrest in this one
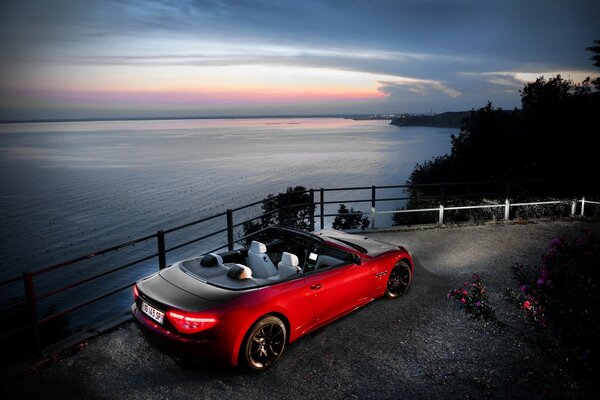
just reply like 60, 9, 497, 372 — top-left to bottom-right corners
280, 252, 299, 266
200, 253, 223, 267
250, 241, 267, 254
226, 264, 253, 280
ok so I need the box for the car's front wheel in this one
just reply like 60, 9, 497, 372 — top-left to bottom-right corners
241, 315, 287, 371
385, 261, 412, 298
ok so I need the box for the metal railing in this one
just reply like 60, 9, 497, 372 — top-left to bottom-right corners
0, 179, 598, 360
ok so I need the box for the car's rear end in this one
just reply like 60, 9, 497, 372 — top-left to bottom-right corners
132, 267, 252, 366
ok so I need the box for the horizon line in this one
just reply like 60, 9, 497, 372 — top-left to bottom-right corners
0, 113, 405, 125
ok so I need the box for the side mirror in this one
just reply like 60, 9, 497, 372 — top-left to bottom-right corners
354, 255, 362, 265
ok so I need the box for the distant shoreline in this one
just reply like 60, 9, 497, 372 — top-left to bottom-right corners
0, 111, 472, 127
389, 111, 469, 129
0, 114, 380, 125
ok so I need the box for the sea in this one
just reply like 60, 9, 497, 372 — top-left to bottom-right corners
0, 117, 455, 332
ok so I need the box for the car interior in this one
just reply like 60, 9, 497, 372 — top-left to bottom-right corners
179, 230, 355, 288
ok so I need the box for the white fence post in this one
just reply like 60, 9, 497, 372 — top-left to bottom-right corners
504, 198, 510, 220
370, 186, 376, 229
370, 206, 376, 229
438, 205, 444, 225
571, 199, 577, 215
581, 196, 586, 216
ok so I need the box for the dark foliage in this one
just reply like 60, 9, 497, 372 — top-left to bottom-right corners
587, 40, 600, 89
395, 42, 600, 225
510, 230, 600, 387
408, 75, 598, 188
331, 204, 369, 230
449, 230, 600, 390
242, 186, 314, 244
390, 111, 470, 128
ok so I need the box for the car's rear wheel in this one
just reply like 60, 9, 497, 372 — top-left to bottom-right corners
241, 316, 287, 371
385, 261, 412, 298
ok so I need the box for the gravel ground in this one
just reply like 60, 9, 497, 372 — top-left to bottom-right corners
2, 220, 598, 399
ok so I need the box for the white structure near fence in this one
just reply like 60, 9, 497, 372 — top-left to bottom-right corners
372, 196, 599, 228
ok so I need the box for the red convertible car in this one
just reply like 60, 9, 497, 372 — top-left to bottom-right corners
132, 227, 413, 371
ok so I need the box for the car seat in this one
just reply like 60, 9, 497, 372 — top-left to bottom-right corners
247, 241, 278, 279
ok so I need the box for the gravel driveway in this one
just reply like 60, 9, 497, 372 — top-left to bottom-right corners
2, 220, 597, 399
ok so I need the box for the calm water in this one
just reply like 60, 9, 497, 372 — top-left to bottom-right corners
0, 118, 454, 330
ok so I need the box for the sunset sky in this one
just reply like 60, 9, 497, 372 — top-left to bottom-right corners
0, 0, 599, 120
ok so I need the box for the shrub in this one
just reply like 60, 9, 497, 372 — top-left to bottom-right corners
332, 204, 369, 230
449, 230, 600, 389
242, 186, 315, 243
510, 230, 600, 385
447, 273, 502, 329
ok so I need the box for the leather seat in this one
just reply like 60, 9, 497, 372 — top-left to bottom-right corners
278, 252, 301, 279
247, 241, 278, 279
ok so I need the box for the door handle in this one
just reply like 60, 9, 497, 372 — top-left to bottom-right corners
310, 283, 323, 290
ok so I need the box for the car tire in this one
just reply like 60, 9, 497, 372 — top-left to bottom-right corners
241, 315, 287, 371
385, 261, 412, 298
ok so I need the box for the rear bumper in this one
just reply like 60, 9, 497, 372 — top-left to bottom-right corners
131, 304, 228, 365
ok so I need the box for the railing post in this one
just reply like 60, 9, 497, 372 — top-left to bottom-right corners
571, 199, 577, 216
309, 189, 315, 231
370, 185, 376, 229
581, 196, 586, 216
320, 188, 325, 229
227, 209, 234, 251
286, 191, 292, 227
438, 205, 444, 225
23, 271, 42, 357
504, 198, 510, 220
157, 230, 166, 270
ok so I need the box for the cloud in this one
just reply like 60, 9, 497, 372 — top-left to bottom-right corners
1, 0, 599, 119
378, 79, 461, 99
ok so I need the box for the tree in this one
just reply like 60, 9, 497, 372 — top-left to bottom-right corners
332, 204, 369, 230
242, 186, 314, 243
586, 39, 600, 89
587, 39, 600, 68
406, 74, 597, 191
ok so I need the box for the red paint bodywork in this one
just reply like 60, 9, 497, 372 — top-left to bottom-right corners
132, 237, 413, 367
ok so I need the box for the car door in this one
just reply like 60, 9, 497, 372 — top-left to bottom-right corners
304, 248, 372, 324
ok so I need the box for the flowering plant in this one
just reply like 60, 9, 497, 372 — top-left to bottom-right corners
510, 229, 600, 385
447, 273, 503, 329
449, 229, 600, 388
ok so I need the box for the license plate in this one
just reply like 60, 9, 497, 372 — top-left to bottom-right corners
141, 301, 164, 324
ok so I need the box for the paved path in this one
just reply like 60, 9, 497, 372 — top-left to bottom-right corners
2, 220, 596, 399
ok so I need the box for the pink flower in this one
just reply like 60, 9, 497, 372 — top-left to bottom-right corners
460, 298, 466, 304
522, 300, 531, 310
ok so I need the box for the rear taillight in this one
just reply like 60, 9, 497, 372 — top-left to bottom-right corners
133, 284, 139, 300
166, 310, 217, 334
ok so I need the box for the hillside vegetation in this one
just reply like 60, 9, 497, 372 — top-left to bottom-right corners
390, 111, 470, 128
407, 75, 599, 190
